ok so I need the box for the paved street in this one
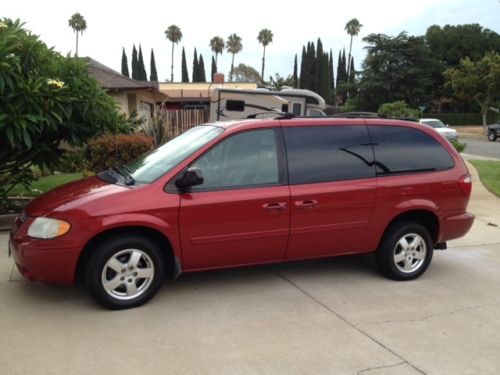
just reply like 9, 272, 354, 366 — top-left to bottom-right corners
461, 137, 500, 160
1, 162, 499, 375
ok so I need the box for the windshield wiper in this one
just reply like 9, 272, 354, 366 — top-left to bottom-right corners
112, 166, 135, 186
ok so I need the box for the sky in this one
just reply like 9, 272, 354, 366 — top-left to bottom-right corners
2, 0, 499, 82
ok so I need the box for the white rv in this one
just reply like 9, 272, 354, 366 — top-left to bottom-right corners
209, 88, 326, 122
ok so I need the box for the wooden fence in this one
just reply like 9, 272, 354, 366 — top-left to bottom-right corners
140, 109, 209, 145
160, 109, 209, 140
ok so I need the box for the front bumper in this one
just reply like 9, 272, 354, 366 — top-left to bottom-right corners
9, 217, 80, 285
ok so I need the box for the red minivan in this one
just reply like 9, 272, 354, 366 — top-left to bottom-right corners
9, 118, 474, 309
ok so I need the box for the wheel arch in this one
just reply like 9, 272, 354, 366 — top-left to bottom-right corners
379, 209, 440, 249
75, 226, 178, 284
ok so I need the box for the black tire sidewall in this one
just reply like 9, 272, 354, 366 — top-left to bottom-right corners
488, 132, 497, 141
376, 221, 433, 281
85, 235, 165, 309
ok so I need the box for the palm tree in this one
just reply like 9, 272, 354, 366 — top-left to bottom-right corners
257, 29, 273, 82
209, 36, 225, 73
344, 18, 362, 77
226, 34, 242, 82
68, 13, 87, 57
165, 25, 183, 82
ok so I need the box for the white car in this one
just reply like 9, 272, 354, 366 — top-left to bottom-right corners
419, 119, 458, 142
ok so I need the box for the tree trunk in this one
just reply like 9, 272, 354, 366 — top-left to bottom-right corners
482, 106, 487, 134
347, 36, 353, 77
171, 42, 175, 82
261, 46, 266, 83
230, 53, 235, 82
75, 32, 79, 57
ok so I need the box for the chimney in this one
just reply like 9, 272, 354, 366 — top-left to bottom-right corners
213, 73, 224, 83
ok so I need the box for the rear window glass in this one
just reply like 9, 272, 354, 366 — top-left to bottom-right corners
369, 125, 454, 175
284, 125, 375, 184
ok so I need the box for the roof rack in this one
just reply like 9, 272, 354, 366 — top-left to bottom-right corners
246, 111, 295, 119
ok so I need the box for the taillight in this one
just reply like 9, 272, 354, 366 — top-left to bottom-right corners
459, 174, 472, 197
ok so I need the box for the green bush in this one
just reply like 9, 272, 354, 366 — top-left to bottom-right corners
450, 140, 467, 153
378, 101, 419, 120
58, 150, 87, 173
0, 18, 132, 200
423, 113, 499, 126
87, 134, 154, 172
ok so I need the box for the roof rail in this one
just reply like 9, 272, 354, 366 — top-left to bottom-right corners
246, 111, 294, 119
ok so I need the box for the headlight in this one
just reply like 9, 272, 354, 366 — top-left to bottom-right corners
28, 217, 71, 239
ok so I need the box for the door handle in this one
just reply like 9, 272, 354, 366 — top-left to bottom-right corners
262, 202, 287, 212
294, 200, 317, 209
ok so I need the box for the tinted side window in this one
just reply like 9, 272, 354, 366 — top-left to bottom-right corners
369, 125, 454, 175
191, 129, 280, 190
284, 125, 375, 184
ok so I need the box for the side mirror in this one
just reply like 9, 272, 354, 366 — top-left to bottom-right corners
445, 124, 449, 127
175, 167, 204, 191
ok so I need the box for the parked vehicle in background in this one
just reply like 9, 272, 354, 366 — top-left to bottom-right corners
487, 123, 500, 141
10, 117, 474, 309
419, 118, 458, 141
209, 88, 326, 121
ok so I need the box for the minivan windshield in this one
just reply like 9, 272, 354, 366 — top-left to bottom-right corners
125, 125, 224, 184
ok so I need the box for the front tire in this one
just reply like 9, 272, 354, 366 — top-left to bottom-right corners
488, 132, 497, 142
376, 221, 433, 281
85, 235, 165, 309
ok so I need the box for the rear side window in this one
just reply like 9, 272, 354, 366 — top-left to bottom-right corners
284, 125, 375, 184
369, 125, 454, 175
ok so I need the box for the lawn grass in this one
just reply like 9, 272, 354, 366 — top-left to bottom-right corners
469, 160, 500, 197
9, 173, 84, 197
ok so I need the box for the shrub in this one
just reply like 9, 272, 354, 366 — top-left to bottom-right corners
87, 134, 154, 172
0, 18, 132, 200
378, 101, 420, 120
450, 140, 467, 153
58, 150, 87, 173
423, 113, 498, 126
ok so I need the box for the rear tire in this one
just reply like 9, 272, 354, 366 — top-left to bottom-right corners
488, 132, 497, 142
376, 221, 433, 281
85, 235, 165, 309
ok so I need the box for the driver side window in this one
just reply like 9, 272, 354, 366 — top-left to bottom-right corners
191, 129, 279, 190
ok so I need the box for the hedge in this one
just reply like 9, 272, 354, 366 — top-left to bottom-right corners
423, 113, 499, 126
86, 134, 154, 172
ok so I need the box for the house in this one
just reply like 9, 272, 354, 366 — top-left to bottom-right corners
87, 58, 167, 121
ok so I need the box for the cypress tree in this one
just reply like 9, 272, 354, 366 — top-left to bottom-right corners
181, 47, 189, 82
121, 47, 129, 77
150, 48, 158, 81
198, 54, 206, 83
211, 55, 216, 82
341, 49, 347, 83
329, 49, 334, 90
293, 54, 298, 88
336, 51, 343, 87
192, 48, 199, 82
340, 49, 348, 102
131, 45, 139, 80
299, 46, 306, 89
349, 56, 355, 83
349, 56, 356, 98
138, 45, 147, 81
307, 42, 316, 90
315, 38, 324, 94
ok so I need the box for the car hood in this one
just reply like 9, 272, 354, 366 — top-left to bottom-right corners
434, 128, 457, 136
26, 176, 129, 217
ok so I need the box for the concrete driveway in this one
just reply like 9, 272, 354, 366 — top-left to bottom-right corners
1, 163, 499, 375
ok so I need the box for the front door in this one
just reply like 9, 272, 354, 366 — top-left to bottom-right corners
178, 128, 290, 270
